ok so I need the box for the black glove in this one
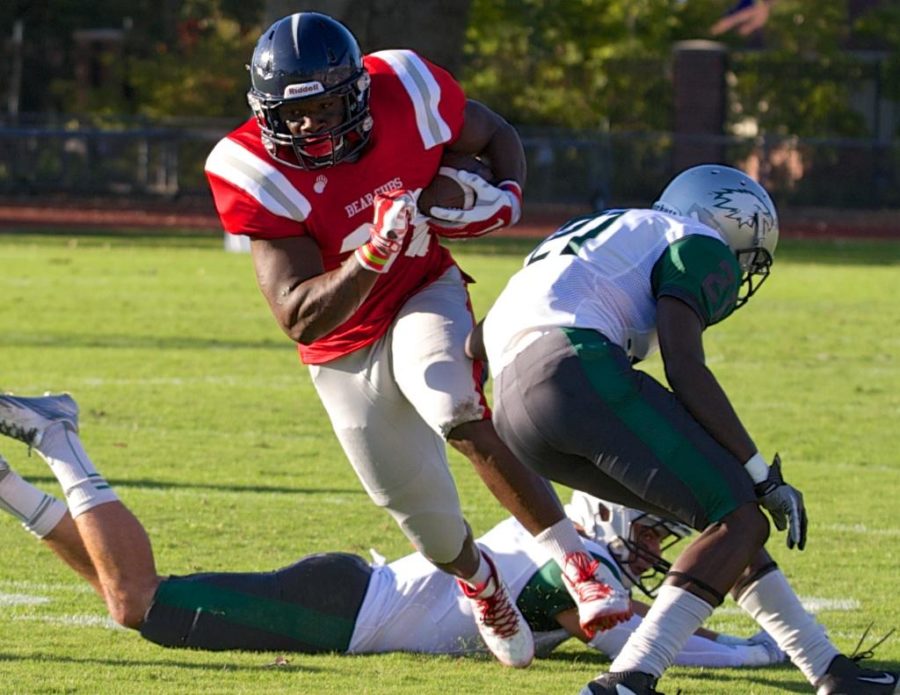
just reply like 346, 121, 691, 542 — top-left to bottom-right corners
754, 454, 808, 550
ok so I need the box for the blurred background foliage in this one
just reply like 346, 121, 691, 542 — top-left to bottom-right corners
1, 0, 896, 137
464, 0, 898, 138
1, 1, 897, 208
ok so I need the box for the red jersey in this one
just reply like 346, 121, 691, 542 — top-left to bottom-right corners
205, 50, 467, 364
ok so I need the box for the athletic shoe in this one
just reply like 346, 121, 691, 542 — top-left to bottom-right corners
580, 671, 665, 695
0, 393, 79, 448
458, 551, 534, 668
815, 654, 899, 694
562, 550, 632, 637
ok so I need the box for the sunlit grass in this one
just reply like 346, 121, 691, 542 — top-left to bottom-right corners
0, 231, 897, 693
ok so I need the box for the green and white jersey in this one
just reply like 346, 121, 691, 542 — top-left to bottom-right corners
348, 517, 622, 655
483, 209, 741, 373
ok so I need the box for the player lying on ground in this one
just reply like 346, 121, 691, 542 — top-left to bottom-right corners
0, 393, 784, 666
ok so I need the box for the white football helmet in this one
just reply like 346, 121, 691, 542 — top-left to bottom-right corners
652, 164, 779, 308
566, 490, 692, 598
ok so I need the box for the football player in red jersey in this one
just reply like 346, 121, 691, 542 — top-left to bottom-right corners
203, 12, 630, 667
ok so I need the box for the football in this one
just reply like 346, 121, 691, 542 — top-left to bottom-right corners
417, 152, 494, 216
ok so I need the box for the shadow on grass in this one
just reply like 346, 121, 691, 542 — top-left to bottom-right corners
775, 238, 900, 266
541, 646, 899, 692
0, 650, 332, 673
546, 659, 815, 694
0, 332, 288, 352
5, 228, 897, 265
684, 667, 811, 694
452, 236, 900, 266
0, 228, 221, 249
28, 474, 366, 497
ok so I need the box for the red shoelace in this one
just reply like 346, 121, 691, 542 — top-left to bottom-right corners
471, 582, 521, 638
564, 552, 614, 602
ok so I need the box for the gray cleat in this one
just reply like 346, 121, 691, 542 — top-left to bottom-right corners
0, 393, 80, 448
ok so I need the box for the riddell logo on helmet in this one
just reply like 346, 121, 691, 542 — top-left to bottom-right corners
283, 82, 324, 98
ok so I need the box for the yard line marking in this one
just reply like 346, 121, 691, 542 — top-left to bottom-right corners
0, 593, 50, 606
0, 580, 93, 594
13, 614, 124, 630
718, 597, 859, 615
800, 598, 861, 613
822, 523, 900, 536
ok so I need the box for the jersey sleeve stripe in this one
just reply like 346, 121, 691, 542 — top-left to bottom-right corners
205, 139, 311, 222
371, 49, 451, 150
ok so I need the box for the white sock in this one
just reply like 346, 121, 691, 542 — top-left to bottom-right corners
0, 462, 67, 538
611, 584, 715, 677
463, 551, 493, 594
36, 425, 118, 518
535, 517, 588, 569
737, 569, 838, 683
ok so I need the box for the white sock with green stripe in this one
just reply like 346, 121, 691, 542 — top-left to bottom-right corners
35, 425, 118, 518
0, 456, 67, 537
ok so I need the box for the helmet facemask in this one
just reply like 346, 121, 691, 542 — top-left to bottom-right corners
608, 514, 691, 598
248, 71, 372, 170
733, 210, 775, 307
246, 12, 374, 170
566, 491, 692, 599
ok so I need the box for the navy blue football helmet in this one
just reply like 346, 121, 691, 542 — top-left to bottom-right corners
247, 12, 373, 169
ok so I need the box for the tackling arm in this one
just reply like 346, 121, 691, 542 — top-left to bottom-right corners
465, 318, 487, 362
658, 296, 807, 549
656, 296, 757, 463
552, 602, 784, 667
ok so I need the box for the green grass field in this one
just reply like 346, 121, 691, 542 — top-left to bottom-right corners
0, 230, 898, 694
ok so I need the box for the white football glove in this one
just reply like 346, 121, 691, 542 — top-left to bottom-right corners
716, 629, 786, 665
354, 190, 415, 273
428, 170, 522, 238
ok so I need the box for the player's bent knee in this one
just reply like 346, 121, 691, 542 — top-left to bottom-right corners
725, 502, 770, 549
401, 511, 468, 565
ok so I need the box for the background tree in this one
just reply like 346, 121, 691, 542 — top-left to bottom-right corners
2, 0, 896, 140
265, 0, 472, 76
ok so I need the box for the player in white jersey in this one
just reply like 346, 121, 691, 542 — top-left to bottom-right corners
0, 396, 783, 668
471, 165, 899, 694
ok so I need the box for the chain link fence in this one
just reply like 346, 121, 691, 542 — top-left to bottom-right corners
0, 114, 898, 211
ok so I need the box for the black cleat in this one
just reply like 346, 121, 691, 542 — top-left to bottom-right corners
816, 655, 899, 694
580, 671, 665, 695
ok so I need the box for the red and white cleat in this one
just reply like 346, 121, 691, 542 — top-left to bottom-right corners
459, 551, 534, 668
562, 551, 632, 638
